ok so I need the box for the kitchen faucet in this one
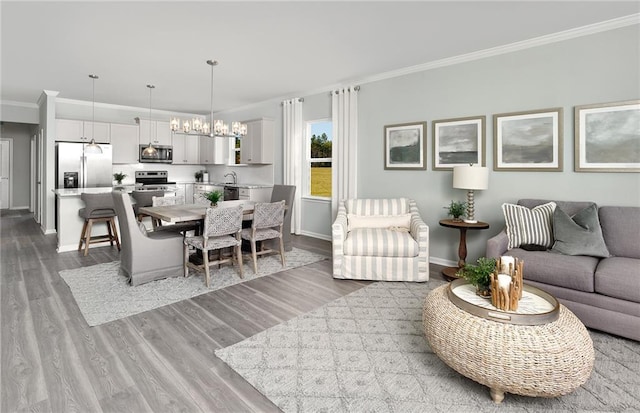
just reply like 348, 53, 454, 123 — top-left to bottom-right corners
224, 171, 237, 184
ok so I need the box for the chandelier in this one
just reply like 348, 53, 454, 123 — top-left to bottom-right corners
170, 60, 247, 138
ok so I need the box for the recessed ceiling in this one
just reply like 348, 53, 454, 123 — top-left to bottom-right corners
1, 1, 638, 114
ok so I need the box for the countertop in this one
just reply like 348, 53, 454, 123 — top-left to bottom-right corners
190, 182, 273, 189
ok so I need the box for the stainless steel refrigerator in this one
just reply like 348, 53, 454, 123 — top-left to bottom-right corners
56, 142, 113, 188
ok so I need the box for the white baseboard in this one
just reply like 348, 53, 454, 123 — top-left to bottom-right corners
429, 256, 457, 268
299, 230, 332, 241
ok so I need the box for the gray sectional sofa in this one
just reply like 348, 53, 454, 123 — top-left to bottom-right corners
486, 199, 640, 341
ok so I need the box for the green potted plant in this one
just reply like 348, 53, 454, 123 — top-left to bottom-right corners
445, 200, 467, 221
456, 257, 497, 296
204, 190, 222, 207
113, 172, 127, 186
195, 171, 203, 182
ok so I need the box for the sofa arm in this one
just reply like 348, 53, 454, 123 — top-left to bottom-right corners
332, 212, 348, 251
486, 229, 509, 258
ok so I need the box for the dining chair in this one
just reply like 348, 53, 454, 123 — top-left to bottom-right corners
183, 205, 245, 287
131, 190, 165, 223
78, 192, 121, 256
151, 195, 201, 235
268, 184, 296, 251
111, 190, 184, 286
241, 200, 286, 274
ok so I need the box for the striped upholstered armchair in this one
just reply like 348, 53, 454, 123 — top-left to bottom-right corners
332, 198, 429, 282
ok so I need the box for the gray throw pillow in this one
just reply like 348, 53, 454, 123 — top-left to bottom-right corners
551, 204, 610, 258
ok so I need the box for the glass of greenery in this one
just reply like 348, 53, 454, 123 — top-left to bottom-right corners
204, 190, 222, 206
195, 171, 203, 182
456, 257, 496, 296
445, 200, 467, 221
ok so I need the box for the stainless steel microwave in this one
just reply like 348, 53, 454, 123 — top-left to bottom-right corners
139, 144, 173, 163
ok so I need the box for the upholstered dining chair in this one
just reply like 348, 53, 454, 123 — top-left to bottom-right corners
268, 185, 295, 251
151, 195, 200, 235
112, 190, 184, 286
183, 205, 244, 287
241, 200, 286, 274
131, 190, 165, 223
78, 192, 121, 256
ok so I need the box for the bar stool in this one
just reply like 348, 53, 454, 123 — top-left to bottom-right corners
78, 192, 121, 256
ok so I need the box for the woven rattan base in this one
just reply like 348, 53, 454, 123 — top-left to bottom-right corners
423, 284, 594, 403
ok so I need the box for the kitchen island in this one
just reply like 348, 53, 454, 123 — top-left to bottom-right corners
53, 187, 131, 253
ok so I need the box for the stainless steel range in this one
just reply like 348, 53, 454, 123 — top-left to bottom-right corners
135, 170, 176, 191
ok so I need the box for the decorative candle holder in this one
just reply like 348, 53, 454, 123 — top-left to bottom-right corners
490, 256, 524, 311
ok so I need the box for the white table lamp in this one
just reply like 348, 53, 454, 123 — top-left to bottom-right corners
453, 164, 489, 223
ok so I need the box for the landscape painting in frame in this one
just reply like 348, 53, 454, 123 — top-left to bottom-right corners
574, 100, 640, 172
433, 116, 485, 170
384, 122, 427, 170
493, 108, 563, 171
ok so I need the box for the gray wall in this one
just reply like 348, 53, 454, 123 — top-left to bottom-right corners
0, 122, 33, 208
358, 25, 640, 265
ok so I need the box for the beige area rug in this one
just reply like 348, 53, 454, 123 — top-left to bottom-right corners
59, 247, 327, 326
216, 280, 640, 412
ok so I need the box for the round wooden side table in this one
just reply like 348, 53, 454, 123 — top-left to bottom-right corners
439, 219, 489, 280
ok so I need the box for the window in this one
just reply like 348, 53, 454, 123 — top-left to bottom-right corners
306, 120, 332, 198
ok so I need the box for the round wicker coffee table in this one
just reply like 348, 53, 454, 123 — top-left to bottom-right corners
423, 283, 594, 403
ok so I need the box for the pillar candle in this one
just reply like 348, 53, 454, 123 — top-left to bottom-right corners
500, 256, 515, 274
497, 273, 512, 288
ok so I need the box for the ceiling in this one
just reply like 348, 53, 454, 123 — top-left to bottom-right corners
2, 1, 638, 115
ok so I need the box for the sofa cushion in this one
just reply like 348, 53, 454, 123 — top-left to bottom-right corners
595, 257, 640, 303
551, 204, 609, 258
347, 213, 411, 231
506, 249, 598, 293
344, 228, 418, 257
346, 198, 409, 216
599, 206, 640, 259
502, 202, 556, 249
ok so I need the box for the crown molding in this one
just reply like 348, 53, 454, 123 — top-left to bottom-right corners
0, 100, 39, 109
55, 97, 201, 118
350, 14, 640, 87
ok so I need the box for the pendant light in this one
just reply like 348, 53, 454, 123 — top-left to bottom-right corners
84, 74, 103, 154
141, 84, 158, 158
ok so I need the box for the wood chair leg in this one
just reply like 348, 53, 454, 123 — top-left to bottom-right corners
279, 236, 286, 267
83, 219, 93, 256
183, 243, 189, 277
203, 249, 210, 287
236, 244, 244, 278
250, 239, 258, 274
78, 220, 88, 251
110, 218, 121, 251
106, 219, 114, 246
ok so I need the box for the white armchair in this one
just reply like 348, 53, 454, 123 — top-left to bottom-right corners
332, 198, 429, 282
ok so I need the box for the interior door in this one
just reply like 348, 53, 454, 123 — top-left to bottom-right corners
0, 139, 10, 209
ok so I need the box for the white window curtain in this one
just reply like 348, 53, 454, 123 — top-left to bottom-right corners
283, 98, 303, 234
331, 86, 359, 218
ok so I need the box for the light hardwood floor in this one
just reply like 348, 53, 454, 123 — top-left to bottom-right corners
1, 210, 445, 412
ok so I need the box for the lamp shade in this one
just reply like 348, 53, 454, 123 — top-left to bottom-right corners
453, 165, 489, 190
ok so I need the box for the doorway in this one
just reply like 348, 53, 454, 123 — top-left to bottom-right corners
0, 138, 11, 209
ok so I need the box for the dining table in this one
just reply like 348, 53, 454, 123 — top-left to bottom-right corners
138, 199, 256, 224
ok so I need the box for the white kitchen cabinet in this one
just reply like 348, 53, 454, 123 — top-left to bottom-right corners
110, 123, 139, 164
239, 187, 272, 202
240, 118, 274, 164
138, 119, 172, 146
56, 119, 111, 143
174, 183, 186, 200
199, 136, 226, 164
172, 133, 200, 164
184, 183, 194, 204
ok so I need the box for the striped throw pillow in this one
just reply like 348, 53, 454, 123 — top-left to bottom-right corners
502, 202, 556, 249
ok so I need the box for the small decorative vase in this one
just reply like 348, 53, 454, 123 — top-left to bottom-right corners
452, 217, 463, 222
476, 284, 491, 297
210, 202, 218, 207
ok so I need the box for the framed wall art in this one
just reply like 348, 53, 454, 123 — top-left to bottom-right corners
384, 121, 427, 170
432, 116, 485, 170
493, 108, 563, 171
574, 100, 640, 172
